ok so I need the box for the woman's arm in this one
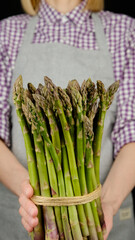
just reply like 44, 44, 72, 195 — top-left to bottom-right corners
0, 139, 28, 196
102, 142, 135, 239
0, 139, 38, 231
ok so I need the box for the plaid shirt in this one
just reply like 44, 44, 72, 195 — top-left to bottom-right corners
0, 0, 135, 157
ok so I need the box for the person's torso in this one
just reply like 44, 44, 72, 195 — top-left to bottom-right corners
0, 11, 134, 240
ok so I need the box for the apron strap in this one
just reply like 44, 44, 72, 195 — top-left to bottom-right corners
21, 15, 38, 45
92, 13, 108, 53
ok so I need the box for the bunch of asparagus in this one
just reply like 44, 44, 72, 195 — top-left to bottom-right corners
13, 75, 119, 240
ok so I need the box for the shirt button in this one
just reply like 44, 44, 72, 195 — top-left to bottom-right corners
61, 15, 68, 24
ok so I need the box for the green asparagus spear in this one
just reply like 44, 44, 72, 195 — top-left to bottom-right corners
58, 86, 75, 146
44, 142, 64, 239
93, 80, 119, 185
62, 137, 83, 239
84, 115, 104, 240
81, 78, 95, 155
86, 88, 106, 231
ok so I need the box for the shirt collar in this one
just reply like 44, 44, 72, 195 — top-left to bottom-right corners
38, 0, 91, 25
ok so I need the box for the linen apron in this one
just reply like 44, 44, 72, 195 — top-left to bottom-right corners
0, 13, 134, 239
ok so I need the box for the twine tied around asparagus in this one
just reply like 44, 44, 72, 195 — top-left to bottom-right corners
31, 184, 101, 207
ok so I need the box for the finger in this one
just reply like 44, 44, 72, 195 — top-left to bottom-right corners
21, 217, 33, 232
21, 179, 34, 198
103, 223, 112, 240
102, 204, 113, 240
19, 206, 38, 228
19, 194, 38, 217
104, 232, 109, 240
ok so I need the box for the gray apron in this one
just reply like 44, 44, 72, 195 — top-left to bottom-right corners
0, 13, 134, 239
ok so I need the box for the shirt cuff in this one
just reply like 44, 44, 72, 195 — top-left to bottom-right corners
112, 121, 135, 158
0, 107, 11, 147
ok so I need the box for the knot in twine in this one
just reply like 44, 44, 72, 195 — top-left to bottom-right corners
31, 184, 101, 207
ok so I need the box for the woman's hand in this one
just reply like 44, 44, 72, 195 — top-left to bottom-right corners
19, 179, 39, 232
101, 143, 135, 239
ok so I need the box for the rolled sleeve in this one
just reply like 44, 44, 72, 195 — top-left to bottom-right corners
0, 99, 11, 147
112, 102, 135, 158
0, 67, 11, 146
0, 71, 11, 147
112, 18, 135, 158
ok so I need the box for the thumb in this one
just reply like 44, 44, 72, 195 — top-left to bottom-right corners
21, 179, 34, 198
